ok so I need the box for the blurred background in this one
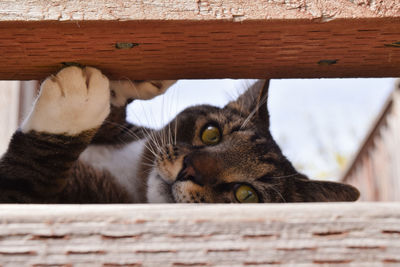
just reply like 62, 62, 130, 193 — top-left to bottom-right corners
1, 78, 399, 201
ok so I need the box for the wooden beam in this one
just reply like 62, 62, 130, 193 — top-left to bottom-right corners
0, 0, 399, 80
0, 203, 399, 265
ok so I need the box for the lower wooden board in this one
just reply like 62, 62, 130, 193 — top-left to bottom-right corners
1, 19, 400, 80
0, 203, 400, 266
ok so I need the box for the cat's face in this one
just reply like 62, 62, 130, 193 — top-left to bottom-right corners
146, 80, 360, 203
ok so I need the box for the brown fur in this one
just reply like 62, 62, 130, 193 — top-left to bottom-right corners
151, 80, 360, 203
0, 77, 360, 203
92, 103, 150, 145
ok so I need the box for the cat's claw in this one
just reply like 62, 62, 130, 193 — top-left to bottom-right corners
21, 66, 110, 135
109, 79, 177, 107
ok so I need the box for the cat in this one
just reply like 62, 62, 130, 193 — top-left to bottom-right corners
0, 66, 359, 203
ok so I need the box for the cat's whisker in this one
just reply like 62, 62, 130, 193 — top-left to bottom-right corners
140, 162, 157, 168
167, 123, 171, 146
239, 81, 269, 130
241, 114, 252, 129
269, 173, 299, 179
130, 90, 165, 148
162, 128, 167, 148
266, 184, 287, 203
142, 126, 157, 146
140, 167, 158, 175
169, 88, 178, 147
139, 154, 156, 164
160, 90, 172, 149
164, 129, 171, 150
156, 129, 165, 153
172, 84, 180, 146
164, 129, 171, 148
101, 119, 160, 159
128, 110, 163, 157
159, 129, 166, 149
174, 118, 178, 146
143, 131, 162, 159
101, 120, 146, 146
240, 92, 269, 130
168, 126, 173, 147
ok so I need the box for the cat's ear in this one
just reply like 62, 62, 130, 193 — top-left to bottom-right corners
226, 79, 270, 125
293, 178, 360, 202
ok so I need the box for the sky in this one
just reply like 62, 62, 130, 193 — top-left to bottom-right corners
127, 78, 396, 181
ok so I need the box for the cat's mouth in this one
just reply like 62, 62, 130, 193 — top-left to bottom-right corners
152, 161, 196, 203
151, 173, 176, 203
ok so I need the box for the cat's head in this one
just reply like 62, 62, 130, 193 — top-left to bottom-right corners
145, 80, 360, 203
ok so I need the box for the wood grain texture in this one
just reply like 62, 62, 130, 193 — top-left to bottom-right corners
0, 0, 399, 21
0, 203, 400, 266
0, 0, 399, 80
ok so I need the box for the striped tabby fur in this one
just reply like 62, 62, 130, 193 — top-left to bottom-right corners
0, 67, 359, 203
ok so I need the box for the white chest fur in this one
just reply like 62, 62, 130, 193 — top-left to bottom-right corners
79, 139, 147, 203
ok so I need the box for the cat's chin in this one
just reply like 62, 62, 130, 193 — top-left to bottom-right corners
146, 170, 175, 203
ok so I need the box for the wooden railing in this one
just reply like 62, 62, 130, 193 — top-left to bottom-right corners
0, 203, 399, 266
0, 0, 399, 80
1, 1, 400, 266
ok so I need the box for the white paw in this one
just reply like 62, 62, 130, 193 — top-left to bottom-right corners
109, 79, 176, 106
21, 66, 110, 135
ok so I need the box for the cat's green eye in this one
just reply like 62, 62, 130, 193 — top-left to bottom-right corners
201, 125, 221, 145
235, 185, 259, 203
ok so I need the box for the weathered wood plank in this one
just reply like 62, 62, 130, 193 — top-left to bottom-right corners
0, 203, 399, 266
0, 0, 399, 80
0, 0, 399, 21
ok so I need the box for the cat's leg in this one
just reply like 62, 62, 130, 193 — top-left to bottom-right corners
22, 66, 110, 135
76, 80, 176, 203
0, 66, 115, 203
91, 79, 176, 144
